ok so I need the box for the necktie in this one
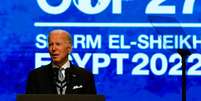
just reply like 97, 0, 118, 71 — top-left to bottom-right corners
56, 69, 67, 95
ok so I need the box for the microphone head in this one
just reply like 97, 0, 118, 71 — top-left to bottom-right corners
177, 49, 192, 57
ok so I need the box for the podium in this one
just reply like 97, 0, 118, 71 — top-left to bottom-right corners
16, 94, 105, 101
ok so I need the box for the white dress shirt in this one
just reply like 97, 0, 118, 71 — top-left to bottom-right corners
52, 60, 70, 78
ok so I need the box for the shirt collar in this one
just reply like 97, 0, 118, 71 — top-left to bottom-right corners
52, 61, 70, 69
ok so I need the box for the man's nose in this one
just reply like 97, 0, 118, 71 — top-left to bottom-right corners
51, 44, 57, 51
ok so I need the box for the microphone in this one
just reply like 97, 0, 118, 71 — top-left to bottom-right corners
177, 49, 192, 101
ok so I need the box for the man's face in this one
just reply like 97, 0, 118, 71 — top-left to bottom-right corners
48, 31, 72, 66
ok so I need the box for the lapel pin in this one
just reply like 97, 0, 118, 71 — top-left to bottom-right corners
72, 74, 77, 77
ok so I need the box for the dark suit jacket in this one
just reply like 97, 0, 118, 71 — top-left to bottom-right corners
26, 62, 96, 94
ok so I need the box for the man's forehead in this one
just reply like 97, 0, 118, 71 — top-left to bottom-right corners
49, 31, 69, 40
48, 30, 72, 44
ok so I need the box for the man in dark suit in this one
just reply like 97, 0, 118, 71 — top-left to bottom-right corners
26, 29, 96, 94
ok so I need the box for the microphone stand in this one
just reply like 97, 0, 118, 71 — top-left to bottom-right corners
177, 49, 191, 101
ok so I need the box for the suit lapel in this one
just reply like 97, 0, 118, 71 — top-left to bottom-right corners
66, 63, 85, 94
46, 64, 58, 94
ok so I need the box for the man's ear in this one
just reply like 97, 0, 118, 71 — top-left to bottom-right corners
67, 45, 73, 53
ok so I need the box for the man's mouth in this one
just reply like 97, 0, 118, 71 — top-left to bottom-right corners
52, 54, 59, 58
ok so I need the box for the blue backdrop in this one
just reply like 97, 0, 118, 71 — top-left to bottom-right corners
1, 0, 201, 101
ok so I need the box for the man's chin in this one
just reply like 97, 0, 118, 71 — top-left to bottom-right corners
52, 60, 61, 64
52, 58, 68, 66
